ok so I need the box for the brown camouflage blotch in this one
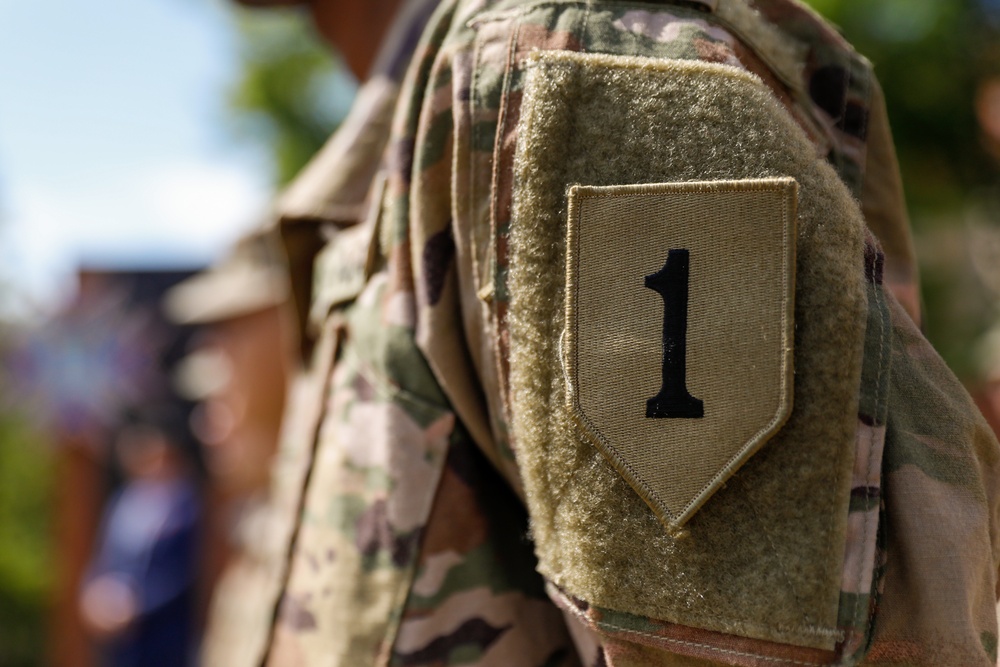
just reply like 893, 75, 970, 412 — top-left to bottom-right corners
419, 463, 491, 556
421, 227, 456, 307
693, 38, 738, 64
277, 593, 319, 632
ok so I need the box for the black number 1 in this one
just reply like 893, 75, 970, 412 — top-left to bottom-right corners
644, 249, 704, 419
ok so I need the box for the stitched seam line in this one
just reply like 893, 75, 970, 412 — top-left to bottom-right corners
556, 188, 595, 508
557, 591, 829, 667
490, 19, 521, 429
851, 248, 887, 632
468, 35, 484, 292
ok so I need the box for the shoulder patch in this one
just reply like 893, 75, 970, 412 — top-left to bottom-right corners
564, 178, 797, 530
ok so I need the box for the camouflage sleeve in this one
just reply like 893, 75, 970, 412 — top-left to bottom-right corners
424, 0, 997, 665
252, 0, 1000, 666
863, 294, 1000, 666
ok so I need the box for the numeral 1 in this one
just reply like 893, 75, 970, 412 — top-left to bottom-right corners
644, 249, 704, 419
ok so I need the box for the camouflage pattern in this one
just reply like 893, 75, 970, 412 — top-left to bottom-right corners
199, 319, 343, 667
834, 231, 892, 665
863, 296, 1000, 666
214, 0, 1000, 665
267, 272, 459, 665
200, 499, 287, 667
389, 428, 578, 666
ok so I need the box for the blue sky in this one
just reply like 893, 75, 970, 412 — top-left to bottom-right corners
0, 0, 287, 316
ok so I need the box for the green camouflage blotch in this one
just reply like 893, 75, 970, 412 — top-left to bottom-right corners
471, 120, 499, 152
418, 110, 455, 172
848, 490, 879, 513
981, 631, 998, 663
594, 606, 661, 635
883, 430, 982, 492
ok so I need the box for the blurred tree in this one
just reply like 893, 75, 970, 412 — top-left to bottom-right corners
803, 0, 1000, 379
804, 0, 999, 212
0, 384, 51, 667
0, 174, 52, 666
225, 7, 352, 186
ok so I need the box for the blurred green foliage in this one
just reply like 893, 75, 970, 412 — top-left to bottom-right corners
0, 404, 51, 667
802, 0, 1000, 379
226, 7, 349, 185
805, 0, 999, 213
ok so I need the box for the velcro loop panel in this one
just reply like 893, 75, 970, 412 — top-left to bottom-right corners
564, 179, 797, 531
508, 51, 867, 651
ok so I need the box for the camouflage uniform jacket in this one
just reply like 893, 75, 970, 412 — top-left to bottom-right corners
243, 1, 1000, 665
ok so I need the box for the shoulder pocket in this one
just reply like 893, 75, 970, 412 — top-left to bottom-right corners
270, 174, 455, 665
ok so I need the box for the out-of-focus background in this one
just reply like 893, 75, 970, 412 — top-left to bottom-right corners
0, 3, 345, 664
0, 0, 997, 665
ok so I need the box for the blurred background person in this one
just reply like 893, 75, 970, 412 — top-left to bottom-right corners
5, 268, 203, 667
78, 406, 201, 667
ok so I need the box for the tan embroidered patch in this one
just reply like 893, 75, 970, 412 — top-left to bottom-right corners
564, 179, 797, 531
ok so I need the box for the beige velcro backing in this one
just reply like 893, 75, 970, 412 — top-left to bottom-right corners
507, 51, 867, 649
565, 179, 797, 530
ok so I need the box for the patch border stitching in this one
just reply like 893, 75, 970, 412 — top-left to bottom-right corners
563, 178, 798, 533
